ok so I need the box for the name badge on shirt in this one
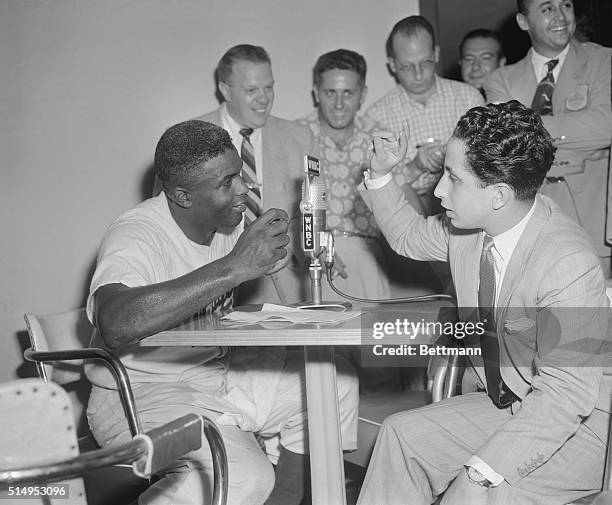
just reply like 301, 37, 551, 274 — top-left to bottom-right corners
565, 84, 589, 111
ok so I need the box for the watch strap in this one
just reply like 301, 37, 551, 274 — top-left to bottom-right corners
465, 465, 492, 488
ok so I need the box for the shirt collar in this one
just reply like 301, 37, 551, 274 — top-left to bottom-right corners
399, 74, 444, 105
303, 108, 373, 143
220, 102, 262, 146
488, 201, 537, 264
530, 43, 570, 75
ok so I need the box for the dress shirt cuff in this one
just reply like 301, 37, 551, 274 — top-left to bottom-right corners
362, 171, 393, 190
466, 456, 505, 487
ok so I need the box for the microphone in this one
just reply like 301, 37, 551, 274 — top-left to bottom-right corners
300, 156, 327, 262
297, 155, 350, 311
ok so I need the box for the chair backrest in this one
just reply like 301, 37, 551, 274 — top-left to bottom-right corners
24, 309, 95, 439
24, 309, 94, 384
0, 378, 87, 504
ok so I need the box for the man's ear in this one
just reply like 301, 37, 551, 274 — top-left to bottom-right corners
499, 56, 507, 67
167, 186, 193, 209
434, 45, 440, 63
387, 57, 397, 74
491, 183, 513, 210
218, 81, 231, 103
312, 86, 320, 106
516, 12, 530, 32
360, 85, 368, 108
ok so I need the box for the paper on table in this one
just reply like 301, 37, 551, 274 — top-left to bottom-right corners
221, 303, 362, 325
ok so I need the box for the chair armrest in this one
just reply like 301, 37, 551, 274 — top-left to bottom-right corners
132, 414, 228, 505
430, 341, 462, 403
203, 416, 229, 505
0, 413, 228, 505
431, 360, 446, 403
24, 347, 141, 436
0, 436, 147, 487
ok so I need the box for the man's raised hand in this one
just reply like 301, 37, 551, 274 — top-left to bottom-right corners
370, 122, 409, 178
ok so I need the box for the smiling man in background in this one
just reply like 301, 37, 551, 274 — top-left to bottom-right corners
195, 44, 314, 304
485, 0, 612, 276
459, 29, 506, 98
296, 49, 395, 304
296, 49, 417, 392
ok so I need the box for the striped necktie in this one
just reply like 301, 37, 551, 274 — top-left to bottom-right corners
239, 127, 262, 225
531, 59, 559, 116
478, 235, 517, 408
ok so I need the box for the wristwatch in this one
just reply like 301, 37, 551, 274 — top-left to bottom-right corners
465, 466, 492, 488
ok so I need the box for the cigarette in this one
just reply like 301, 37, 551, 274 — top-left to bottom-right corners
416, 137, 437, 149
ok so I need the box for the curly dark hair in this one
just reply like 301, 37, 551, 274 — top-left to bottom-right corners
154, 120, 235, 190
452, 100, 556, 201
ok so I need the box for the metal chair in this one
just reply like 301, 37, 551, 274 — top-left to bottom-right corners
22, 309, 228, 505
0, 378, 214, 504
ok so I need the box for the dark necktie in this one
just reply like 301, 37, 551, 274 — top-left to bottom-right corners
531, 59, 559, 116
239, 127, 262, 225
478, 235, 517, 408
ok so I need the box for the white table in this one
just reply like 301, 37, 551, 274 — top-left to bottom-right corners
141, 301, 454, 505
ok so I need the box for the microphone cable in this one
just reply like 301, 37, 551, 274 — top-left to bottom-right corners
324, 260, 455, 304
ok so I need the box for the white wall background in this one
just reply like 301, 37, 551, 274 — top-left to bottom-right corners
1, 0, 419, 381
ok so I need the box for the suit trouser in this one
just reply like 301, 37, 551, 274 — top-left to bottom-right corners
87, 349, 358, 505
357, 392, 606, 505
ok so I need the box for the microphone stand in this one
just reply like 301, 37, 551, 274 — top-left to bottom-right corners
295, 232, 351, 312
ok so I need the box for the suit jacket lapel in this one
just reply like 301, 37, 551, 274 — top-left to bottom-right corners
453, 231, 481, 313
508, 54, 539, 107
497, 197, 549, 309
554, 41, 584, 113
260, 119, 287, 208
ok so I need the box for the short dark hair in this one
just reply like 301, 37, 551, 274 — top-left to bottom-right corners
517, 0, 530, 14
154, 120, 235, 190
386, 16, 435, 59
452, 101, 556, 201
459, 29, 504, 58
313, 49, 367, 88
217, 44, 271, 85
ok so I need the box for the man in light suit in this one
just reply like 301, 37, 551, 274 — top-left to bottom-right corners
484, 0, 612, 277
357, 101, 610, 504
195, 44, 313, 305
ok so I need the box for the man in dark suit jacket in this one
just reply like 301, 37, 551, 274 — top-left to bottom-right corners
357, 101, 610, 504
194, 44, 313, 306
485, 0, 612, 277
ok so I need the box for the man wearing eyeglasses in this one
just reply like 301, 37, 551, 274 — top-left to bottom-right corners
459, 29, 506, 98
366, 15, 483, 214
